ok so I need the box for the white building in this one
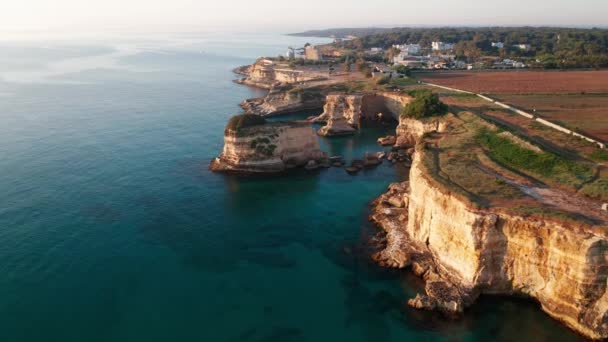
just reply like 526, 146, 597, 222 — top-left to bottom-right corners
513, 44, 532, 51
491, 42, 505, 49
392, 43, 421, 56
286, 47, 295, 59
369, 47, 384, 54
432, 42, 455, 51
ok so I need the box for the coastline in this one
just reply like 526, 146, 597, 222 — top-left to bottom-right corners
221, 55, 608, 340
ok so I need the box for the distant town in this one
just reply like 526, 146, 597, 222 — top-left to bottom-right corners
288, 27, 608, 71
286, 39, 534, 71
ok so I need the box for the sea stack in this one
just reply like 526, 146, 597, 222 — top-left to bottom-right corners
210, 114, 327, 173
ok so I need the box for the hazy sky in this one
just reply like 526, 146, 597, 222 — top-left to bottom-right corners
2, 0, 607, 33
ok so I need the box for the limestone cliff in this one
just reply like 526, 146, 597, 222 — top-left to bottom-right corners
314, 94, 362, 136
395, 116, 448, 146
370, 116, 608, 340
210, 119, 326, 173
314, 92, 412, 137
241, 87, 325, 117
237, 59, 326, 89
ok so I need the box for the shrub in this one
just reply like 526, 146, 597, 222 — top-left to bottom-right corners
591, 149, 608, 162
392, 64, 411, 76
376, 75, 390, 85
225, 114, 267, 133
402, 90, 448, 119
475, 128, 594, 187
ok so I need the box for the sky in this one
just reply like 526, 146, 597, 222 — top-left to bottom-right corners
1, 0, 607, 34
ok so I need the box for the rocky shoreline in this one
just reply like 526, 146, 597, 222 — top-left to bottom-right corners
215, 58, 608, 340
369, 115, 608, 340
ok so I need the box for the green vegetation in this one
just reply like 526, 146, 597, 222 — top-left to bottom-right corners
580, 179, 608, 202
591, 149, 608, 162
375, 75, 391, 85
476, 128, 594, 188
451, 92, 478, 99
417, 112, 525, 208
402, 90, 448, 119
392, 64, 411, 76
225, 114, 267, 133
305, 27, 608, 69
389, 77, 417, 88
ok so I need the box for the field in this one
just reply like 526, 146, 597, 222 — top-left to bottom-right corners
417, 70, 608, 94
493, 94, 608, 142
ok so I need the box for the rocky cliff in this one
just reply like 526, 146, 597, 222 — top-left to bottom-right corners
314, 94, 362, 136
395, 116, 448, 146
237, 59, 326, 89
313, 92, 412, 137
210, 119, 326, 173
370, 115, 608, 340
241, 87, 325, 117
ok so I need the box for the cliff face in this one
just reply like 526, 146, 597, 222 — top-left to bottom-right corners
241, 87, 325, 117
371, 117, 608, 339
314, 94, 362, 136
314, 93, 412, 137
210, 121, 326, 173
239, 60, 325, 89
395, 116, 447, 146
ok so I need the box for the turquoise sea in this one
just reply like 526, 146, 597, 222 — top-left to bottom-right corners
0, 32, 585, 341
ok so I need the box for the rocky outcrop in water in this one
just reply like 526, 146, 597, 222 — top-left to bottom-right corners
241, 86, 325, 117
210, 118, 327, 173
313, 92, 412, 137
314, 94, 361, 136
370, 117, 608, 340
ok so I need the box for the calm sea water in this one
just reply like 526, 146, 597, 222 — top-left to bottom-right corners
0, 32, 585, 341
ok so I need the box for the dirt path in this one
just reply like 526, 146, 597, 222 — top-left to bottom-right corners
480, 163, 608, 224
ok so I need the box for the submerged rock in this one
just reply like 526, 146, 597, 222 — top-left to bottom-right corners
345, 167, 360, 175
378, 135, 397, 146
363, 156, 382, 168
305, 160, 319, 170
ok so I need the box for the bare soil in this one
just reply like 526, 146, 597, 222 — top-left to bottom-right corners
418, 70, 608, 94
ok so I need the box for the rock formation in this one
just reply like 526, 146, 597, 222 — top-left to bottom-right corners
210, 116, 327, 173
314, 94, 362, 136
237, 59, 326, 89
370, 115, 608, 340
395, 116, 447, 146
313, 92, 412, 137
241, 86, 325, 117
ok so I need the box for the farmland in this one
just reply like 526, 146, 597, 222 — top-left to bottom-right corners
417, 70, 608, 94
493, 94, 608, 142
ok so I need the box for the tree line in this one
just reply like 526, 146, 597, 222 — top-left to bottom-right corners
331, 27, 608, 69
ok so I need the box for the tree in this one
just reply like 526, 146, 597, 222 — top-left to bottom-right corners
402, 91, 448, 119
393, 64, 411, 76
225, 114, 267, 133
344, 56, 352, 72
385, 47, 401, 62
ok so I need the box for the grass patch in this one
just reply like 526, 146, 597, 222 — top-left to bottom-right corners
450, 92, 478, 100
580, 179, 608, 202
591, 149, 608, 162
390, 77, 417, 88
476, 128, 595, 188
512, 206, 598, 226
